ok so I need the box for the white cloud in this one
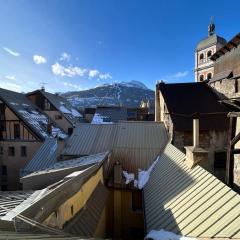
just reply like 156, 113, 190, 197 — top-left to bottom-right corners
89, 69, 100, 78
33, 55, 47, 64
173, 71, 189, 78
2, 47, 20, 56
99, 73, 112, 80
60, 52, 71, 62
5, 75, 16, 81
0, 80, 22, 92
52, 62, 87, 77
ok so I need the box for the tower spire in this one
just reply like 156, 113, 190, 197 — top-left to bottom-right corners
208, 16, 215, 36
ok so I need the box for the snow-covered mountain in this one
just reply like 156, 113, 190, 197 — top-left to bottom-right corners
61, 81, 154, 109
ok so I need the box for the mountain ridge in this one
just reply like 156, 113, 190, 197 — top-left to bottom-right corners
61, 81, 154, 109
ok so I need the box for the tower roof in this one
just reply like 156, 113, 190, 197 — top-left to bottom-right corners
196, 34, 227, 51
196, 21, 227, 51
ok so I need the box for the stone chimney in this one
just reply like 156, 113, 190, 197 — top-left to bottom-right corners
114, 161, 122, 185
155, 81, 160, 122
185, 118, 208, 169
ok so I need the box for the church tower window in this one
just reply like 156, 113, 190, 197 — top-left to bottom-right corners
199, 75, 204, 81
207, 50, 212, 58
207, 73, 212, 80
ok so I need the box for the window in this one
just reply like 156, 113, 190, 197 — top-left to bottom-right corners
199, 75, 204, 81
8, 146, 15, 156
1, 166, 7, 176
14, 124, 20, 139
214, 151, 226, 169
55, 115, 62, 120
207, 50, 212, 58
132, 191, 143, 212
199, 53, 204, 60
68, 128, 73, 135
21, 146, 27, 157
207, 73, 212, 80
44, 99, 51, 110
235, 79, 239, 93
71, 205, 74, 216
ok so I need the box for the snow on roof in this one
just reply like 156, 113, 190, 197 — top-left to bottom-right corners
0, 88, 67, 140
91, 113, 113, 124
59, 105, 72, 114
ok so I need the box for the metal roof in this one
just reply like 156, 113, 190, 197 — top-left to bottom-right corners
0, 191, 33, 217
64, 182, 109, 236
196, 34, 227, 51
144, 143, 240, 239
20, 152, 110, 190
20, 138, 58, 177
0, 88, 66, 140
92, 106, 127, 123
62, 122, 169, 173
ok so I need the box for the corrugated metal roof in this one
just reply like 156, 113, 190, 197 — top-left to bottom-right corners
144, 143, 240, 239
62, 122, 168, 173
0, 191, 34, 217
64, 182, 109, 236
0, 231, 95, 239
21, 138, 57, 177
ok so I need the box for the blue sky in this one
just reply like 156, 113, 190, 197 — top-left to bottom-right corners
0, 0, 239, 93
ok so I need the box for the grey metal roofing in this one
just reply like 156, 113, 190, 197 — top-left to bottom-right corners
20, 138, 58, 177
0, 88, 66, 140
196, 34, 227, 51
210, 69, 233, 83
159, 82, 229, 131
0, 191, 34, 217
62, 122, 169, 173
144, 143, 240, 239
0, 232, 90, 239
92, 106, 127, 123
20, 152, 110, 190
64, 182, 109, 236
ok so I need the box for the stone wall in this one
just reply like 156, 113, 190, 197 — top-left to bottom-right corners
209, 76, 240, 99
173, 129, 227, 180
234, 117, 240, 192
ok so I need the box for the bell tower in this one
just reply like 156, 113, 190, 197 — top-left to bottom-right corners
195, 19, 227, 82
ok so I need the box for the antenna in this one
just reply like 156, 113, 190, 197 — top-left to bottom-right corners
39, 82, 48, 91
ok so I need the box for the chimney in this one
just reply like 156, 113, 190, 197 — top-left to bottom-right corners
114, 161, 122, 185
185, 118, 208, 169
155, 82, 160, 121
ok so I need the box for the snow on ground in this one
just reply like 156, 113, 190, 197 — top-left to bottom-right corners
145, 230, 196, 240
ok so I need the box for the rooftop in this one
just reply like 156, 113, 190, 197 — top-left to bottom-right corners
158, 82, 229, 131
196, 33, 227, 51
0, 88, 66, 140
144, 143, 240, 238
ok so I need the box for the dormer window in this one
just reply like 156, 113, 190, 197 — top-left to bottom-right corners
199, 75, 204, 81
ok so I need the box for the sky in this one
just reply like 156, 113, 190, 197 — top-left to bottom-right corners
0, 0, 239, 93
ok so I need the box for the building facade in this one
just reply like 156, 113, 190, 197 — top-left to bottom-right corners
195, 21, 227, 82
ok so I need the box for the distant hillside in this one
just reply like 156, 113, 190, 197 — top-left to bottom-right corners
61, 81, 155, 109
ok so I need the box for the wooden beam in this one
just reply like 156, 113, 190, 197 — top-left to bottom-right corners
226, 116, 236, 186
231, 131, 240, 146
